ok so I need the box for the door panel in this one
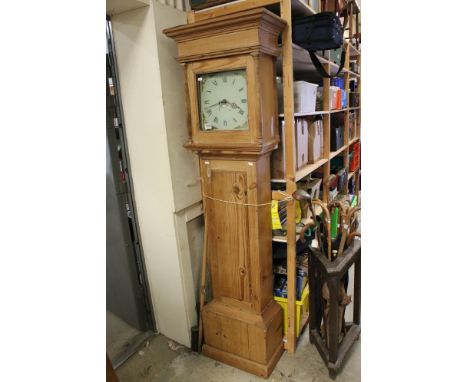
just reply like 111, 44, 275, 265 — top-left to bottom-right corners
106, 137, 148, 331
203, 163, 252, 305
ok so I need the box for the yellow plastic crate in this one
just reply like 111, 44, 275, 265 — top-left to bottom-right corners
274, 283, 310, 337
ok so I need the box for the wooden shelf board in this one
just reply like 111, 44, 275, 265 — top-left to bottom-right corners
279, 109, 347, 118
295, 158, 328, 182
348, 170, 356, 180
291, 0, 317, 16
329, 145, 347, 159
346, 40, 361, 57
265, 0, 316, 18
272, 214, 321, 243
277, 43, 345, 77
348, 107, 360, 111
349, 137, 360, 146
273, 234, 300, 243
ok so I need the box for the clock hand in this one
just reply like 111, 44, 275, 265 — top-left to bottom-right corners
206, 99, 229, 109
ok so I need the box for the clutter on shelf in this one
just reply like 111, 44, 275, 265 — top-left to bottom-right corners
271, 117, 325, 179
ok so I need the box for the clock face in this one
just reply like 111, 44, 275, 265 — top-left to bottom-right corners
197, 69, 248, 131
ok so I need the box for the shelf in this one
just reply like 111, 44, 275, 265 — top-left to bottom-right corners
266, 0, 317, 18
291, 0, 317, 16
346, 40, 361, 57
272, 205, 322, 243
277, 43, 344, 78
349, 70, 361, 78
349, 137, 360, 146
279, 109, 348, 118
329, 144, 347, 159
295, 158, 328, 182
348, 170, 356, 180
348, 107, 360, 111
273, 234, 300, 243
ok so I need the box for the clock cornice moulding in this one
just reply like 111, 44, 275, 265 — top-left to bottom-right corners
163, 8, 286, 63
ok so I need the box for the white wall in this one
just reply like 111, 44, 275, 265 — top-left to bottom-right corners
112, 1, 201, 347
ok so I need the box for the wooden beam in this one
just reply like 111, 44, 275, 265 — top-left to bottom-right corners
190, 0, 280, 23
343, 43, 350, 193
280, 0, 297, 353
322, 62, 331, 204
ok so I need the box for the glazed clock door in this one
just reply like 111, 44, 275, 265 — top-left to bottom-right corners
201, 159, 253, 309
197, 69, 249, 131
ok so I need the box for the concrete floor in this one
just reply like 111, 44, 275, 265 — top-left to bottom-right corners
107, 311, 143, 361
116, 330, 360, 382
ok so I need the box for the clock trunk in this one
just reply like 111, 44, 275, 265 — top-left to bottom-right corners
164, 9, 286, 378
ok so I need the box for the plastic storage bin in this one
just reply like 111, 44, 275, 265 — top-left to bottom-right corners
330, 86, 340, 110
294, 81, 318, 113
274, 284, 310, 337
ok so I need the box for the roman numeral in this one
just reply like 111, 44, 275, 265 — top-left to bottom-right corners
241, 99, 247, 103
222, 77, 227, 83
212, 80, 218, 86
214, 117, 219, 123
238, 109, 245, 115
223, 120, 227, 126
204, 100, 209, 105
238, 87, 244, 92
207, 109, 212, 115
233, 117, 238, 122
232, 79, 236, 85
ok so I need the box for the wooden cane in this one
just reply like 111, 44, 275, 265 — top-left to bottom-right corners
197, 200, 208, 353
346, 231, 361, 246
338, 206, 361, 257
311, 199, 332, 261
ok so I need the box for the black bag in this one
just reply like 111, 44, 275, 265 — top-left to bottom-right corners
293, 12, 347, 78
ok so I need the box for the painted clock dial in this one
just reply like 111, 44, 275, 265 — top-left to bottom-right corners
197, 69, 248, 131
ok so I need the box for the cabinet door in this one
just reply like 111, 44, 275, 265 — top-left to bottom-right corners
201, 160, 252, 306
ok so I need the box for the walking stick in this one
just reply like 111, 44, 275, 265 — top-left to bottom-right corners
346, 231, 361, 246
292, 190, 332, 260
311, 199, 332, 261
338, 206, 361, 257
197, 200, 208, 353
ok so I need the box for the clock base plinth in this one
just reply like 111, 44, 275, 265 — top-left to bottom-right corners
201, 299, 284, 378
202, 342, 284, 379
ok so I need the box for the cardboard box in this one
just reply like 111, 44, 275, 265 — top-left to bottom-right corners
271, 118, 309, 179
308, 118, 324, 163
295, 118, 308, 170
271, 120, 287, 179
276, 76, 284, 114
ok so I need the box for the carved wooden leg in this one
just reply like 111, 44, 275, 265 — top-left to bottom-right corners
327, 277, 340, 364
353, 256, 361, 325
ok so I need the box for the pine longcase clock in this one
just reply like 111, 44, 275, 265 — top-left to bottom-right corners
165, 8, 286, 378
